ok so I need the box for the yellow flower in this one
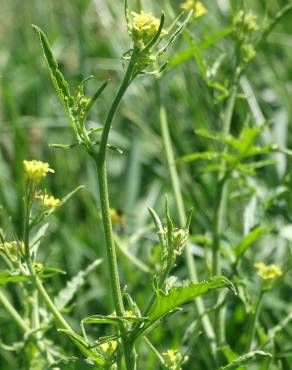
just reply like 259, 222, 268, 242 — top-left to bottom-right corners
23, 160, 54, 182
124, 310, 135, 317
100, 341, 117, 356
254, 262, 283, 280
37, 194, 60, 208
110, 208, 125, 226
163, 349, 187, 370
233, 10, 259, 35
181, 0, 207, 17
130, 11, 166, 49
242, 43, 256, 63
1, 241, 24, 262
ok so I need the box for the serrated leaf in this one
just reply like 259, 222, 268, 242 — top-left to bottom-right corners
0, 270, 29, 285
54, 259, 102, 310
220, 350, 272, 370
82, 314, 146, 326
48, 357, 101, 370
149, 277, 235, 323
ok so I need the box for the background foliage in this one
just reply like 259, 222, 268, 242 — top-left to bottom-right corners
0, 0, 292, 369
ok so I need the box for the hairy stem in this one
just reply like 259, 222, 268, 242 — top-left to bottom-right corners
95, 51, 138, 370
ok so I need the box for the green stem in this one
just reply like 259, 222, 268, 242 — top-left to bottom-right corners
22, 189, 97, 362
27, 260, 72, 332
143, 337, 165, 366
211, 178, 226, 276
212, 85, 237, 347
0, 289, 52, 363
142, 263, 172, 319
0, 290, 29, 332
95, 51, 138, 370
246, 291, 264, 352
159, 105, 217, 358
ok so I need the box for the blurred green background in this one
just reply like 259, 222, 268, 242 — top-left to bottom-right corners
1, 0, 292, 369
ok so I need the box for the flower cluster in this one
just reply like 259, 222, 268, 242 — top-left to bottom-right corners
129, 11, 165, 50
233, 9, 259, 64
163, 349, 188, 370
0, 241, 24, 263
255, 262, 283, 281
233, 10, 259, 35
172, 228, 189, 256
110, 208, 125, 227
99, 340, 118, 357
23, 160, 54, 182
159, 226, 189, 267
181, 0, 207, 18
37, 194, 60, 209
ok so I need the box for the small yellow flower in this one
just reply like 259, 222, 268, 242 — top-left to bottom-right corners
110, 208, 125, 226
37, 194, 60, 208
100, 341, 117, 356
124, 310, 136, 318
242, 43, 256, 63
23, 160, 54, 182
1, 241, 24, 262
181, 0, 207, 18
233, 10, 259, 34
254, 262, 283, 281
130, 11, 167, 49
163, 349, 188, 370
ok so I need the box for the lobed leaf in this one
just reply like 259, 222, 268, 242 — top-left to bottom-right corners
54, 259, 102, 310
149, 276, 235, 323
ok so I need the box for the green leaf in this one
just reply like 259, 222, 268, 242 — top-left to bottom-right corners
60, 185, 85, 206
235, 159, 276, 175
54, 259, 102, 310
58, 329, 88, 347
195, 129, 234, 145
233, 226, 270, 259
82, 80, 109, 123
82, 314, 147, 326
49, 143, 78, 149
0, 270, 29, 285
177, 151, 225, 163
220, 350, 272, 370
58, 330, 105, 365
48, 357, 101, 370
37, 266, 66, 279
149, 277, 235, 323
148, 207, 167, 253
32, 25, 77, 133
